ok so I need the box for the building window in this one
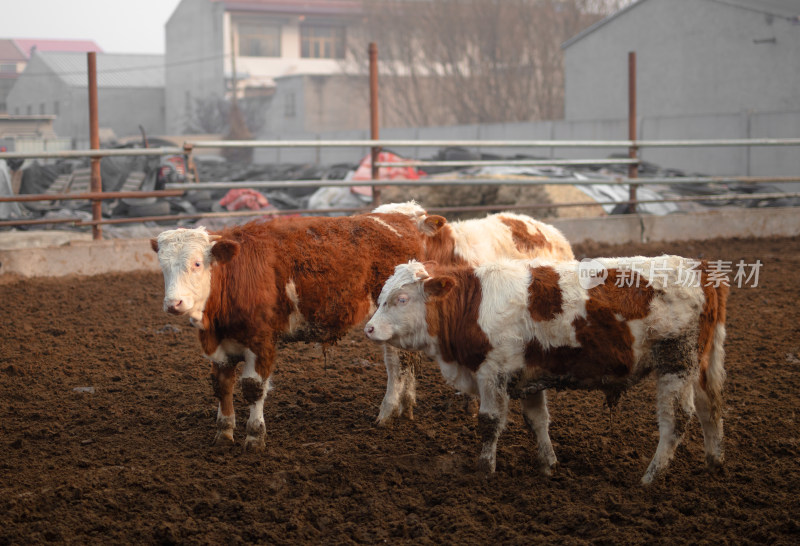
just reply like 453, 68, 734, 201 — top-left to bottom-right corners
237, 20, 281, 57
284, 92, 295, 118
300, 25, 345, 59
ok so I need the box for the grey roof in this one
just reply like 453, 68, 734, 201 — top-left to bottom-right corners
562, 0, 800, 49
33, 52, 164, 88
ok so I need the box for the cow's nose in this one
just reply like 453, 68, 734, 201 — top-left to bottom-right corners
365, 324, 374, 337
166, 300, 183, 314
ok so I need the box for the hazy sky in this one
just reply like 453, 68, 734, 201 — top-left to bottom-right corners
0, 0, 183, 54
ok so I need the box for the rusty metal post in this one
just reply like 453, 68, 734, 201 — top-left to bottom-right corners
627, 51, 639, 214
369, 42, 381, 207
87, 52, 103, 239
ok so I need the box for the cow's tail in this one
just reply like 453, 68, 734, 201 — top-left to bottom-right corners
699, 281, 729, 422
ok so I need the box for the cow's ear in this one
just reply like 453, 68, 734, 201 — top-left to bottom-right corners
150, 238, 159, 253
421, 215, 446, 236
424, 275, 456, 298
211, 239, 240, 264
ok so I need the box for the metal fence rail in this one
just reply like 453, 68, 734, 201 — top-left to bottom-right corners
1, 137, 799, 234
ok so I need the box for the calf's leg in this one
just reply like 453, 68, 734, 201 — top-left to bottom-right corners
211, 362, 237, 446
376, 345, 417, 425
694, 384, 724, 469
642, 372, 694, 484
240, 344, 276, 452
521, 390, 558, 475
476, 373, 509, 473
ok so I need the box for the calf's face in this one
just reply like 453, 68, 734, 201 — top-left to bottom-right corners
150, 227, 238, 326
365, 261, 454, 350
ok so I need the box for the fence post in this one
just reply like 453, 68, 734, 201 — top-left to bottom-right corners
87, 52, 103, 240
627, 51, 639, 214
369, 42, 381, 207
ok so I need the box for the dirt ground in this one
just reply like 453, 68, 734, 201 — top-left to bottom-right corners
1, 235, 798, 544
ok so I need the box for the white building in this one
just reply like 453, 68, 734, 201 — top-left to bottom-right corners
165, 0, 362, 134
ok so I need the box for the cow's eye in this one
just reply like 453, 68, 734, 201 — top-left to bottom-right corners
193, 261, 202, 269
397, 295, 408, 305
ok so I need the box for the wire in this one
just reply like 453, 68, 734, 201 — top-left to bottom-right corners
10, 52, 231, 80
705, 0, 800, 22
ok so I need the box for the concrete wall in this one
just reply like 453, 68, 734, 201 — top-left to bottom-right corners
7, 54, 165, 142
563, 0, 800, 121
253, 110, 800, 177
165, 0, 226, 134
2, 207, 798, 279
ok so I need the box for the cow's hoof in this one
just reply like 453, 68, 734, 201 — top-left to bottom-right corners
375, 405, 400, 427
540, 461, 558, 477
706, 454, 724, 470
375, 414, 394, 428
243, 435, 265, 452
213, 430, 235, 447
476, 457, 496, 475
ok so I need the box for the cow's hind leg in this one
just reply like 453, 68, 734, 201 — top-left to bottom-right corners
642, 372, 695, 484
211, 362, 237, 447
476, 373, 509, 473
521, 389, 557, 475
694, 384, 724, 470
241, 346, 275, 452
376, 345, 417, 426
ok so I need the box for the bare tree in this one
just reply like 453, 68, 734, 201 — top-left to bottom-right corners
350, 0, 631, 126
184, 94, 271, 136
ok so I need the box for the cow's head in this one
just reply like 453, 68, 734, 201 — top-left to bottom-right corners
372, 200, 446, 236
364, 260, 455, 350
150, 227, 239, 327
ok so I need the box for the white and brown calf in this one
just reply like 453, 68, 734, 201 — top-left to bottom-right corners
370, 201, 575, 425
365, 257, 728, 484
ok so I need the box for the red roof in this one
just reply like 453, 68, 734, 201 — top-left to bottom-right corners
213, 0, 361, 16
12, 38, 103, 59
0, 40, 26, 62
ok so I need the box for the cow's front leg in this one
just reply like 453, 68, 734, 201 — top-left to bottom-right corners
240, 345, 275, 452
376, 345, 417, 426
476, 372, 509, 473
211, 362, 237, 446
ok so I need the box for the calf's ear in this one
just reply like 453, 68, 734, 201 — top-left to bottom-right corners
211, 239, 240, 264
421, 215, 446, 236
150, 238, 159, 253
424, 275, 456, 298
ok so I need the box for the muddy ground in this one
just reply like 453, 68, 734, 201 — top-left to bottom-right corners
1, 235, 798, 544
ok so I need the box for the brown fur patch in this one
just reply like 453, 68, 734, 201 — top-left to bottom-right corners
198, 213, 428, 377
524, 269, 655, 380
698, 264, 729, 392
424, 224, 469, 267
426, 269, 492, 371
499, 217, 552, 254
528, 265, 563, 321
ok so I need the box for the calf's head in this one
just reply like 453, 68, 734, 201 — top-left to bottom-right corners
150, 227, 239, 326
365, 260, 455, 350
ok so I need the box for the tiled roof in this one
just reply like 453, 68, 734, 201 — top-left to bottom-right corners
34, 52, 164, 88
12, 38, 103, 58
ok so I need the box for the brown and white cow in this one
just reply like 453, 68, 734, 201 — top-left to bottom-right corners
364, 256, 728, 484
150, 210, 444, 450
371, 201, 574, 425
